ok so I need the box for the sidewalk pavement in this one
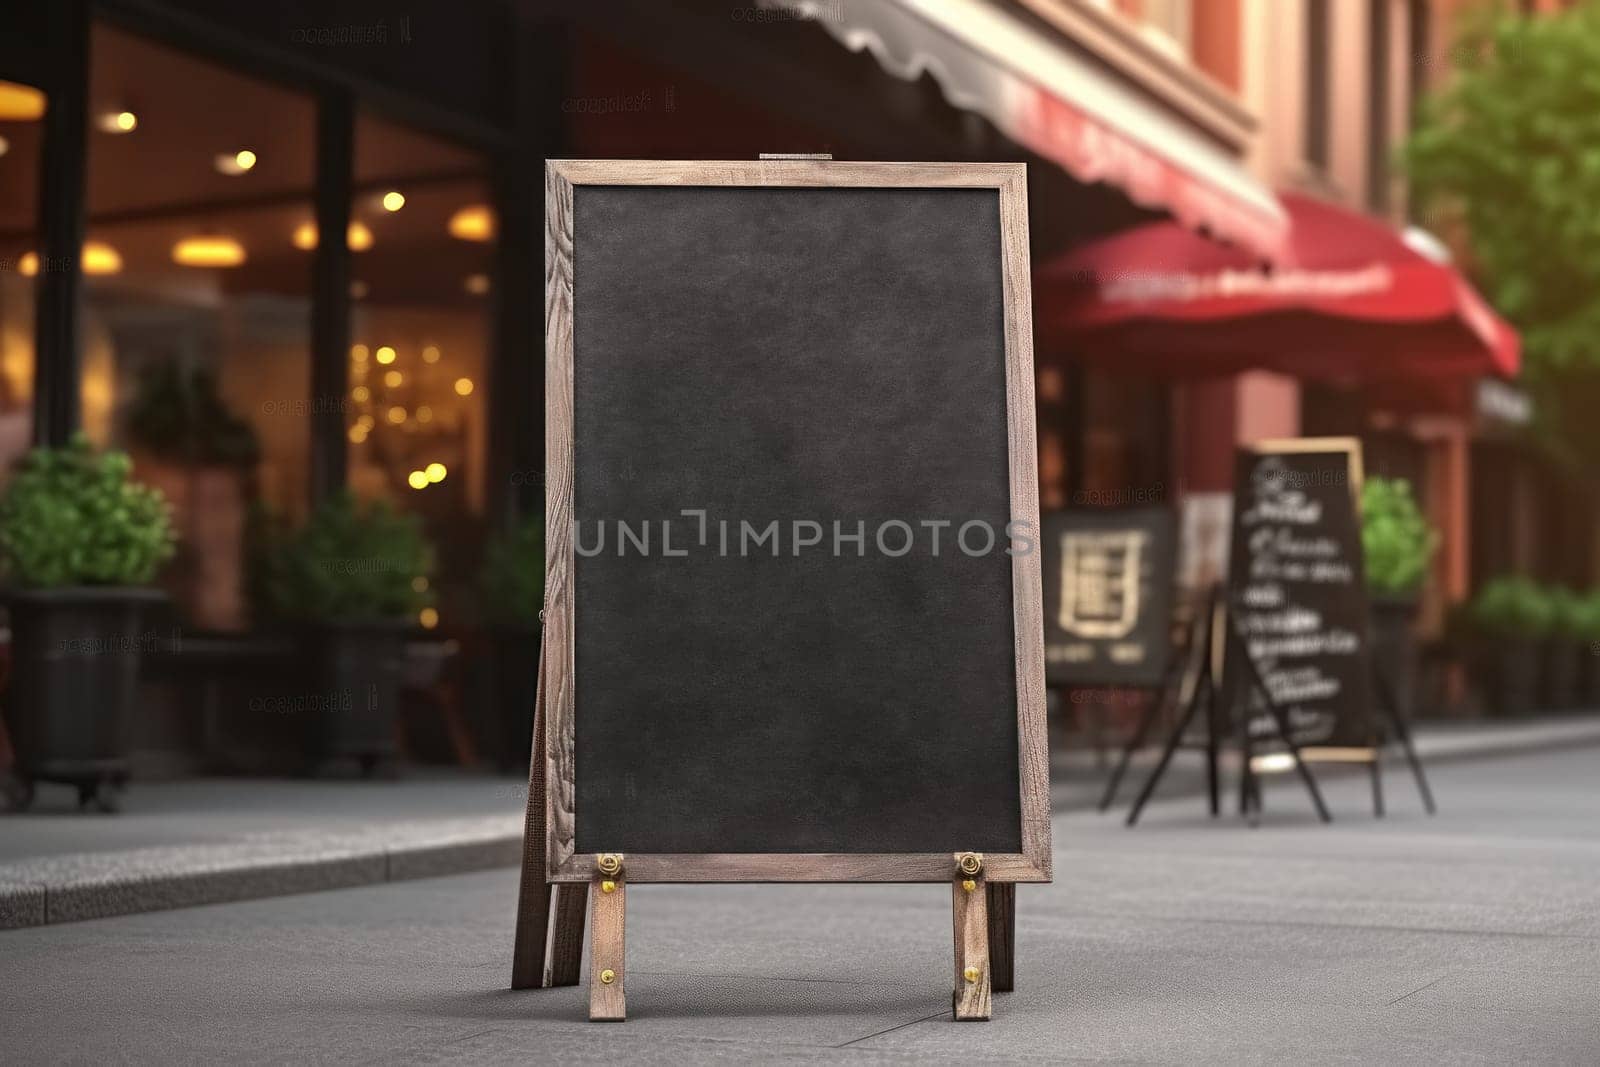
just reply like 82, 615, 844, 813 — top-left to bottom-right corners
4, 715, 1600, 931
3, 746, 1598, 1063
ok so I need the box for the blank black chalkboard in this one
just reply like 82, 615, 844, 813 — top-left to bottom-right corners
1041, 508, 1176, 688
1225, 441, 1377, 750
540, 161, 1050, 884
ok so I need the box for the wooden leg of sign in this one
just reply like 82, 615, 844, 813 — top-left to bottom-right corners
511, 642, 552, 991
589, 856, 626, 1021
986, 882, 1015, 993
951, 853, 991, 1021
546, 883, 588, 986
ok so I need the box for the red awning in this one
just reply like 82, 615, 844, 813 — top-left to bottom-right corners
1038, 192, 1519, 383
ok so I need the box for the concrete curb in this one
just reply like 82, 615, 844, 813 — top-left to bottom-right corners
0, 815, 520, 931
5, 718, 1599, 931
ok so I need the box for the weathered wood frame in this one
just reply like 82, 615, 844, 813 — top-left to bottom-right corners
541, 159, 1051, 886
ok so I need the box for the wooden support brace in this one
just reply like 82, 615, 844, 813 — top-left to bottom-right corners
546, 883, 588, 987
589, 853, 626, 1021
986, 882, 1015, 993
951, 852, 992, 1021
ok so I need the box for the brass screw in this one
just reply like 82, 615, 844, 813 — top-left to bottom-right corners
957, 853, 982, 876
963, 966, 979, 984
961, 879, 976, 893
597, 853, 622, 876
599, 968, 616, 985
601, 879, 616, 894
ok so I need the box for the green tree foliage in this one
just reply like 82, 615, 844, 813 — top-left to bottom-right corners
1407, 2, 1600, 372
0, 434, 175, 588
255, 492, 434, 623
1361, 476, 1438, 595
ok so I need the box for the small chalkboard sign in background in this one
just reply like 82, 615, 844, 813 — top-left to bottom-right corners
511, 159, 1050, 1022
1113, 437, 1436, 826
1041, 508, 1176, 689
1225, 439, 1376, 753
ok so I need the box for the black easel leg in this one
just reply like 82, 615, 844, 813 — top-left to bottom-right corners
1229, 622, 1331, 824
1369, 755, 1384, 819
1205, 725, 1220, 818
1126, 676, 1207, 827
1098, 693, 1158, 813
1373, 666, 1437, 815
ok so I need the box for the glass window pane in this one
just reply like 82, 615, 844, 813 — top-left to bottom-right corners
81, 24, 315, 630
347, 110, 494, 629
0, 76, 43, 479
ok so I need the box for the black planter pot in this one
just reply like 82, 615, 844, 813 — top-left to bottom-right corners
301, 620, 407, 775
4, 586, 166, 811
1483, 637, 1541, 718
1369, 593, 1419, 721
491, 624, 540, 775
1585, 642, 1600, 709
1542, 638, 1581, 712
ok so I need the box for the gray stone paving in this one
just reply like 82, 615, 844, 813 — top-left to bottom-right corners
1, 746, 1597, 1063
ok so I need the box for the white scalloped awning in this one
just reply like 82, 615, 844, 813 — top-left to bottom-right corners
772, 0, 1287, 258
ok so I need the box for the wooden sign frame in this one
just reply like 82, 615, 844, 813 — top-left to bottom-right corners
541, 159, 1050, 887
515, 159, 1050, 1021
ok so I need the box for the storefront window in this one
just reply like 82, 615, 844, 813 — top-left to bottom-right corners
80, 24, 315, 630
0, 77, 43, 479
346, 111, 493, 625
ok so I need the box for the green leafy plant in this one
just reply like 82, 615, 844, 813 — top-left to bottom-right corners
1360, 477, 1437, 596
255, 492, 434, 623
1469, 576, 1555, 638
0, 434, 175, 588
1569, 590, 1600, 642
480, 513, 544, 627
126, 360, 260, 467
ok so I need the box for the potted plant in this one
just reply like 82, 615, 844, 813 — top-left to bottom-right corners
480, 513, 544, 773
1542, 586, 1584, 711
0, 435, 175, 810
1571, 590, 1600, 709
126, 360, 259, 631
1468, 576, 1554, 717
1360, 476, 1437, 720
256, 493, 433, 775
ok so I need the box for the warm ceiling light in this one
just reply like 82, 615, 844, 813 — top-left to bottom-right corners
411, 576, 429, 593
82, 241, 122, 275
425, 462, 447, 483
351, 344, 369, 361
384, 370, 402, 388
351, 386, 370, 403
447, 205, 495, 242
348, 425, 368, 444
419, 607, 439, 629
292, 220, 374, 251
416, 405, 433, 423
93, 110, 137, 134
94, 110, 137, 134
357, 414, 374, 431
381, 191, 405, 212
17, 243, 121, 276
407, 469, 429, 490
453, 377, 474, 397
463, 273, 490, 296
375, 345, 396, 365
214, 150, 257, 175
420, 345, 440, 364
0, 82, 47, 121
172, 235, 246, 268
0, 136, 9, 157
387, 406, 406, 425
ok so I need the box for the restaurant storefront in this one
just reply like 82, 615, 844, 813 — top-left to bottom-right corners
1, 0, 1288, 771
